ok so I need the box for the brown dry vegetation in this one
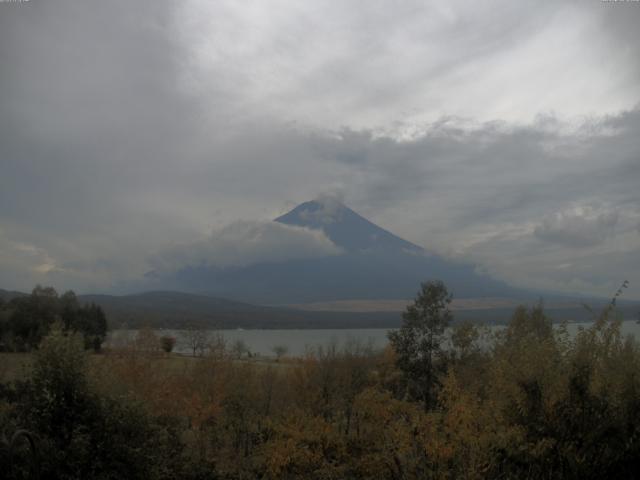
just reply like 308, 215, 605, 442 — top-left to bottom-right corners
1, 300, 640, 479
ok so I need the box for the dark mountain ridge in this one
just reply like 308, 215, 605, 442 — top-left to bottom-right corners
3, 288, 638, 330
78, 290, 401, 329
0, 289, 28, 302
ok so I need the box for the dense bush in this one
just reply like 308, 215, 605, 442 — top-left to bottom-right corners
5, 327, 187, 480
160, 335, 177, 353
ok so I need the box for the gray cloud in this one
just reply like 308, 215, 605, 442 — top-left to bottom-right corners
534, 207, 619, 247
150, 221, 343, 273
178, 0, 640, 128
0, 0, 639, 299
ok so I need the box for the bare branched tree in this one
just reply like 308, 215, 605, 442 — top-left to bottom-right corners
183, 324, 210, 357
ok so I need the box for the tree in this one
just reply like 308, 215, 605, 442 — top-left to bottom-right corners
60, 290, 80, 331
231, 339, 249, 359
388, 280, 452, 410
183, 325, 210, 357
17, 325, 186, 479
450, 320, 480, 360
160, 335, 176, 353
0, 298, 7, 350
75, 302, 108, 352
8, 286, 59, 350
4, 287, 107, 352
271, 345, 288, 361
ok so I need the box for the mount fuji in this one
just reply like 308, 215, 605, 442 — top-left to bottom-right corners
155, 199, 524, 304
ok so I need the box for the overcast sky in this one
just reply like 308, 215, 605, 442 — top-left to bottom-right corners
1, 0, 639, 299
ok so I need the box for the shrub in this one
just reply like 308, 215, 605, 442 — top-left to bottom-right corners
160, 335, 176, 353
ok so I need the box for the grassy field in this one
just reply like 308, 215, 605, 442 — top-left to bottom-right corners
0, 350, 294, 385
0, 352, 34, 383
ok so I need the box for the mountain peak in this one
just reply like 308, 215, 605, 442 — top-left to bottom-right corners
276, 197, 350, 226
275, 199, 423, 254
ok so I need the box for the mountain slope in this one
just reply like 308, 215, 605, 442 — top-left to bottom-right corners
82, 291, 637, 329
155, 198, 526, 303
168, 250, 523, 303
0, 289, 28, 302
77, 291, 401, 329
275, 199, 422, 253
3, 287, 638, 329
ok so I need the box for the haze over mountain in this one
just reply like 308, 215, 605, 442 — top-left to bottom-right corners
148, 198, 526, 304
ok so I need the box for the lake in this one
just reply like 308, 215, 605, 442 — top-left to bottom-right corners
107, 319, 640, 357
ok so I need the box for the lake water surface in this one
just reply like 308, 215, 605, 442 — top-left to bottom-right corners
107, 319, 640, 357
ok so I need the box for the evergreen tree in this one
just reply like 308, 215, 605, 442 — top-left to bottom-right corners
388, 280, 452, 410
